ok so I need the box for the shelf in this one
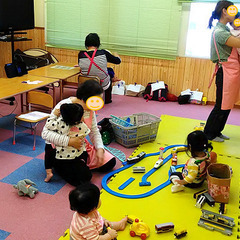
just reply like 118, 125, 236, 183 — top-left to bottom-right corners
0, 36, 32, 42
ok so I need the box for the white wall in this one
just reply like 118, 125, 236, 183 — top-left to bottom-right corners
178, 3, 190, 57
34, 0, 45, 27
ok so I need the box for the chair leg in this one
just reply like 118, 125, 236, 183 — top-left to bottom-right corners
33, 123, 39, 151
33, 127, 36, 151
13, 119, 17, 145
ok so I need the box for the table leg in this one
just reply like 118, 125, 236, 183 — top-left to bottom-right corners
52, 83, 56, 106
20, 94, 23, 112
60, 80, 63, 100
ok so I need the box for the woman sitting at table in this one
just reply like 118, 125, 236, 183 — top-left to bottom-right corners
78, 33, 121, 104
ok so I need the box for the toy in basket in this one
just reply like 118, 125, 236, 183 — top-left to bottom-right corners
109, 113, 161, 148
110, 115, 134, 127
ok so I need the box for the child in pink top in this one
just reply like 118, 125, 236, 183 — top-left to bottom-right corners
69, 183, 128, 240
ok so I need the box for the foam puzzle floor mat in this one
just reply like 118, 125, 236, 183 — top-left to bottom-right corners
99, 115, 240, 240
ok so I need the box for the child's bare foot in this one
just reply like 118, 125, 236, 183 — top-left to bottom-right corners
44, 169, 53, 182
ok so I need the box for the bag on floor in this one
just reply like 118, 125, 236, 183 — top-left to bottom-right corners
97, 118, 115, 145
143, 82, 168, 101
125, 84, 145, 97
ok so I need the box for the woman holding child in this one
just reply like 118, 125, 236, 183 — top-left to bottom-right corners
41, 80, 116, 186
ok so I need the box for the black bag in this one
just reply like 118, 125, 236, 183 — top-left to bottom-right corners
178, 95, 191, 104
14, 49, 56, 70
143, 82, 168, 101
4, 61, 28, 78
97, 118, 115, 145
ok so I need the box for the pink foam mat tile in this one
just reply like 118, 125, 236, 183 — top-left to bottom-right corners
0, 129, 14, 143
36, 151, 45, 160
0, 182, 72, 240
0, 151, 32, 179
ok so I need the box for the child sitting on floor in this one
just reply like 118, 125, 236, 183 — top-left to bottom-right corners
170, 130, 217, 193
44, 103, 90, 183
69, 183, 128, 240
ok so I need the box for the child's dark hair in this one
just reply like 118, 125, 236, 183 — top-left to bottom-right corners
69, 183, 100, 214
60, 103, 84, 126
85, 33, 101, 48
76, 79, 103, 102
187, 130, 213, 158
208, 0, 234, 28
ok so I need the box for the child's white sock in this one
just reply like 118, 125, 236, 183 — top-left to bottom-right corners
171, 184, 185, 193
170, 175, 185, 193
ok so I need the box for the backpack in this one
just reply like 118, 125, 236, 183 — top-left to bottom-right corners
143, 82, 168, 102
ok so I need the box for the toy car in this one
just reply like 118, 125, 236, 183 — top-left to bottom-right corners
133, 166, 146, 173
171, 153, 178, 166
154, 159, 163, 169
155, 222, 174, 233
129, 219, 150, 240
127, 152, 146, 164
174, 229, 187, 239
127, 215, 143, 224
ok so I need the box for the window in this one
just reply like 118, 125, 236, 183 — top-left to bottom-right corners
46, 0, 182, 60
185, 2, 240, 59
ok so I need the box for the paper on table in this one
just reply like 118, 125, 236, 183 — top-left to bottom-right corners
151, 81, 165, 91
18, 111, 50, 121
51, 65, 74, 70
126, 84, 141, 93
26, 80, 43, 85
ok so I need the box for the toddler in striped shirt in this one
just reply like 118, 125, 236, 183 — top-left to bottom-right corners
170, 130, 217, 193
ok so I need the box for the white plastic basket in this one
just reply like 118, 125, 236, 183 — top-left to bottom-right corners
109, 113, 161, 148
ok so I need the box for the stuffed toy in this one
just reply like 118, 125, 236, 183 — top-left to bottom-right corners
13, 179, 38, 198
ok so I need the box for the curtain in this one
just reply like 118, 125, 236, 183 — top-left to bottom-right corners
178, 0, 218, 3
46, 0, 182, 60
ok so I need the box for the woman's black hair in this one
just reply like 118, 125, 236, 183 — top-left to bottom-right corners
208, 0, 234, 29
85, 33, 101, 48
69, 183, 100, 214
76, 79, 103, 102
186, 130, 213, 158
60, 103, 84, 126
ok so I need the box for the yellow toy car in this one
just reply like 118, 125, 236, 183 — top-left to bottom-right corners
127, 215, 143, 224
174, 229, 187, 239
129, 218, 150, 240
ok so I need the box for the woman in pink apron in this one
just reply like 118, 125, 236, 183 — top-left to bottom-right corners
42, 80, 116, 186
78, 33, 121, 104
204, 0, 240, 142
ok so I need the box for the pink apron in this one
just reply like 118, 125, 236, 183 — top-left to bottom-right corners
83, 111, 114, 169
209, 31, 240, 110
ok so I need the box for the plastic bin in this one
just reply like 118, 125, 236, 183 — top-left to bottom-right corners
109, 113, 161, 148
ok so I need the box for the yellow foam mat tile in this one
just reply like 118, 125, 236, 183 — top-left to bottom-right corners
99, 115, 240, 240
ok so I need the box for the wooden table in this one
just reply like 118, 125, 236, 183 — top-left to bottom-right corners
28, 62, 80, 99
0, 75, 59, 111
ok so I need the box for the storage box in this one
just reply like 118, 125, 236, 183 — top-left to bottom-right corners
109, 113, 161, 148
207, 163, 231, 203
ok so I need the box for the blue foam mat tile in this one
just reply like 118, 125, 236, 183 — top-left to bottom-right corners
0, 229, 11, 239
0, 132, 45, 158
0, 114, 16, 130
0, 158, 66, 195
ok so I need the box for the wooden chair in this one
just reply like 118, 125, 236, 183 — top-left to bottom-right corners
13, 91, 53, 150
62, 74, 100, 96
78, 74, 100, 84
